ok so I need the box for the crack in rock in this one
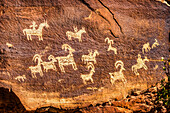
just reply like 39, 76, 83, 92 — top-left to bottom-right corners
78, 0, 119, 38
97, 0, 124, 34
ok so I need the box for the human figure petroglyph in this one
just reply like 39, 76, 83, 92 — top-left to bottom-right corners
29, 21, 37, 32
66, 26, 86, 42
152, 39, 159, 49
109, 60, 127, 85
81, 62, 95, 85
23, 20, 49, 41
132, 54, 149, 75
41, 55, 57, 72
29, 54, 43, 78
15, 75, 26, 82
55, 44, 77, 73
142, 42, 151, 54
81, 50, 99, 64
105, 37, 117, 54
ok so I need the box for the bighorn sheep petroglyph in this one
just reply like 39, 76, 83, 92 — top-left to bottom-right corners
41, 55, 57, 72
152, 39, 159, 49
56, 44, 77, 73
109, 60, 127, 85
29, 54, 43, 78
105, 37, 117, 54
81, 62, 95, 85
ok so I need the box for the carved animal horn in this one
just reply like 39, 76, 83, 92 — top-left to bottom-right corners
105, 37, 110, 43
87, 62, 94, 70
110, 40, 114, 44
62, 44, 71, 51
48, 55, 54, 60
33, 54, 41, 62
115, 60, 124, 69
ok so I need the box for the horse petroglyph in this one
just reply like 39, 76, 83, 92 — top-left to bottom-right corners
142, 42, 151, 54
41, 55, 57, 72
23, 20, 49, 41
15, 75, 26, 82
81, 50, 99, 64
109, 60, 127, 85
29, 54, 43, 78
132, 54, 149, 75
81, 62, 95, 85
152, 39, 159, 49
55, 44, 77, 73
105, 37, 117, 54
66, 26, 86, 42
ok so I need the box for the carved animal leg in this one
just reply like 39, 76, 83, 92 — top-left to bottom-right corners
60, 65, 65, 73
73, 63, 77, 70
114, 49, 117, 54
143, 65, 148, 70
41, 35, 43, 41
39, 71, 43, 77
26, 35, 29, 40
33, 73, 37, 78
83, 80, 87, 85
134, 69, 139, 75
111, 78, 115, 85
79, 38, 82, 42
29, 35, 32, 41
68, 36, 72, 40
90, 78, 94, 83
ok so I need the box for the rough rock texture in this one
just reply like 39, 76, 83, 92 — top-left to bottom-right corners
0, 0, 169, 111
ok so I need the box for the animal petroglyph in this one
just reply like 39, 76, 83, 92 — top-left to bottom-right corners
15, 75, 26, 82
66, 26, 86, 42
6, 42, 14, 48
23, 20, 49, 41
29, 54, 43, 78
84, 11, 92, 20
154, 65, 158, 70
109, 60, 127, 85
55, 44, 77, 73
81, 50, 99, 64
132, 54, 149, 75
142, 42, 151, 54
41, 55, 57, 72
152, 39, 159, 49
81, 62, 95, 85
105, 37, 117, 54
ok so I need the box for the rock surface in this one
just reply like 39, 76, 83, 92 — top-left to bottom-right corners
0, 0, 169, 110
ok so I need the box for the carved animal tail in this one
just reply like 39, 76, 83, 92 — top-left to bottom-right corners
23, 30, 26, 35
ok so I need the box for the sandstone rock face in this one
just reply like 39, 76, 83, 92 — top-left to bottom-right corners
0, 0, 169, 110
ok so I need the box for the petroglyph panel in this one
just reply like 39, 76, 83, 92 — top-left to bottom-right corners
0, 0, 169, 111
